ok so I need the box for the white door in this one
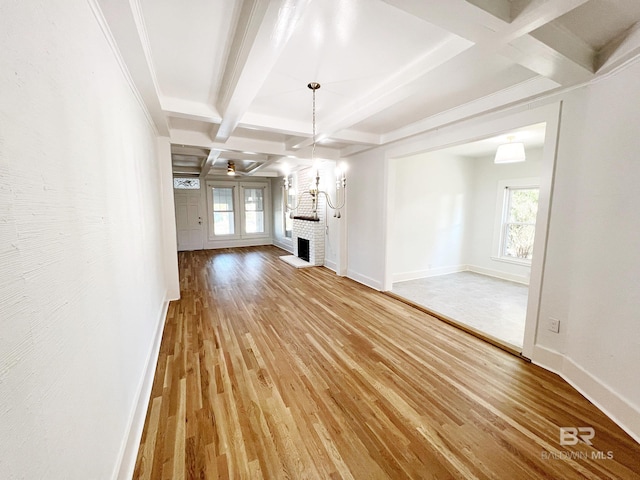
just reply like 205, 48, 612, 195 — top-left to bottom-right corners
175, 191, 204, 251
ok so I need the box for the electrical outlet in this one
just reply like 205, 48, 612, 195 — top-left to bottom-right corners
548, 318, 560, 333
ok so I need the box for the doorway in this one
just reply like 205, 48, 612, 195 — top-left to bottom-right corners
386, 119, 554, 354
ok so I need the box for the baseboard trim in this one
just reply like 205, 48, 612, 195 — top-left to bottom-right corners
562, 357, 640, 445
272, 239, 293, 253
531, 344, 564, 374
532, 345, 640, 445
467, 264, 530, 285
392, 264, 467, 283
391, 264, 530, 285
324, 259, 337, 272
347, 269, 383, 291
113, 298, 169, 480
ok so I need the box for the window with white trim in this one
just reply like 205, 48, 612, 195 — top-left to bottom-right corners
206, 180, 271, 241
500, 186, 539, 262
243, 187, 265, 234
212, 186, 235, 235
284, 175, 295, 238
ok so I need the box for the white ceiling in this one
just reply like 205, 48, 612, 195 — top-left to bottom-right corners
99, 0, 640, 177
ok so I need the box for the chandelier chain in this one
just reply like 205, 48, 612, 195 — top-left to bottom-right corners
312, 86, 316, 161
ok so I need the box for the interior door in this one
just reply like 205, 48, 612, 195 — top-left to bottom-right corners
175, 191, 204, 251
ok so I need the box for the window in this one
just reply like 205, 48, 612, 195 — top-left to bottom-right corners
206, 181, 270, 241
244, 187, 264, 234
500, 186, 539, 261
173, 178, 200, 189
284, 176, 295, 238
212, 187, 235, 235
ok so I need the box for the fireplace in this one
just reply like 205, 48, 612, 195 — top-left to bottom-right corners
297, 238, 310, 262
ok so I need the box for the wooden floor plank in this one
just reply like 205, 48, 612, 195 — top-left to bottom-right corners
134, 246, 640, 479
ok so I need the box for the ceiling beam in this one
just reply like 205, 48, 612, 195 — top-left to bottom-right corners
290, 34, 473, 150
294, 0, 592, 148
596, 21, 640, 75
244, 155, 282, 176
382, 75, 559, 145
94, 0, 169, 135
214, 0, 311, 143
162, 98, 221, 124
200, 150, 221, 178
387, 0, 593, 84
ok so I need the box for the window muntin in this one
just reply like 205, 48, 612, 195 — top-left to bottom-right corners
212, 187, 235, 235
501, 187, 539, 261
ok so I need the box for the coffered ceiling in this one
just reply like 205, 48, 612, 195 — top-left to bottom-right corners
97, 0, 640, 177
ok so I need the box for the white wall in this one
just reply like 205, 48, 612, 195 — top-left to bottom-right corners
534, 61, 640, 439
347, 153, 387, 289
389, 148, 542, 284
390, 152, 472, 281
0, 1, 175, 478
466, 148, 543, 282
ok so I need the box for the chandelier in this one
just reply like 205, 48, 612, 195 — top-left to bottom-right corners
284, 82, 347, 219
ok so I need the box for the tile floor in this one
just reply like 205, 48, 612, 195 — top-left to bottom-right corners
392, 271, 528, 348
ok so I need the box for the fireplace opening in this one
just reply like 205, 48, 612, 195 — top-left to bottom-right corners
298, 238, 310, 262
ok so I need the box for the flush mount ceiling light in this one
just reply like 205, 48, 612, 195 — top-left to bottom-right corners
494, 136, 526, 164
284, 82, 346, 219
227, 160, 236, 175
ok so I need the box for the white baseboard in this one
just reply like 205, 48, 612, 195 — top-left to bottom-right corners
467, 264, 530, 285
392, 264, 467, 283
324, 258, 337, 272
203, 238, 273, 249
532, 345, 640, 445
347, 269, 383, 291
273, 238, 293, 253
562, 357, 640, 445
113, 299, 169, 480
531, 344, 564, 374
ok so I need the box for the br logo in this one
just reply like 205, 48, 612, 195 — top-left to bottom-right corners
560, 427, 595, 446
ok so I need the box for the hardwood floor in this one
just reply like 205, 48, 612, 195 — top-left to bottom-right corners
133, 246, 640, 479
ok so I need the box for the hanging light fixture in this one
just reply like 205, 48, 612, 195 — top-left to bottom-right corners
227, 160, 236, 175
284, 82, 347, 219
494, 136, 526, 164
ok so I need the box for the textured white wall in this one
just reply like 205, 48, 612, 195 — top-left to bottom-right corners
0, 1, 172, 478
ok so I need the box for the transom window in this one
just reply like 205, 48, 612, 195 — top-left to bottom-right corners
173, 178, 200, 189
